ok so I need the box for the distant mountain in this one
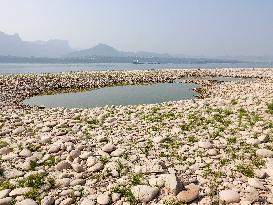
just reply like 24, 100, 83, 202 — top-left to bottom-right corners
65, 43, 173, 58
65, 43, 123, 58
0, 31, 74, 57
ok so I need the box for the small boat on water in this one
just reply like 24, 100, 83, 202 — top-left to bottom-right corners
132, 60, 144, 64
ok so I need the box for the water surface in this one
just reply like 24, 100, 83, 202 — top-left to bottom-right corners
1, 62, 272, 74
23, 82, 197, 108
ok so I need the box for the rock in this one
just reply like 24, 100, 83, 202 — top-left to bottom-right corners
0, 189, 11, 199
81, 198, 95, 205
41, 196, 55, 205
60, 189, 73, 196
60, 198, 74, 205
17, 199, 37, 205
97, 193, 110, 205
111, 148, 125, 157
13, 127, 25, 135
88, 162, 104, 172
177, 184, 199, 203
56, 178, 71, 187
72, 163, 84, 172
0, 197, 12, 205
4, 169, 24, 179
1, 153, 18, 161
70, 149, 81, 159
19, 149, 32, 157
131, 185, 159, 202
248, 178, 266, 190
86, 156, 96, 167
40, 135, 52, 144
256, 149, 273, 158
219, 190, 240, 203
112, 193, 121, 202
9, 188, 31, 197
48, 144, 60, 153
198, 141, 212, 149
79, 151, 92, 159
102, 144, 116, 153
70, 179, 85, 186
56, 161, 72, 171
0, 147, 12, 155
161, 174, 182, 194
152, 136, 166, 143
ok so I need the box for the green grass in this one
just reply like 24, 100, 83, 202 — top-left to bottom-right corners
130, 173, 142, 186
0, 181, 15, 191
112, 185, 139, 205
0, 140, 8, 149
267, 102, 273, 114
236, 164, 254, 177
18, 173, 46, 189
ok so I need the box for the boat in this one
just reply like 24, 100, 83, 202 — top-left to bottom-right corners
132, 60, 144, 64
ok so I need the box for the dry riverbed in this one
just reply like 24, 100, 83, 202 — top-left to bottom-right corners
1, 68, 273, 205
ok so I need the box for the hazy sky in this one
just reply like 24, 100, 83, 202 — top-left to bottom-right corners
0, 0, 273, 56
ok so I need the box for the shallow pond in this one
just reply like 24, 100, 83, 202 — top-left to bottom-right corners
23, 82, 197, 108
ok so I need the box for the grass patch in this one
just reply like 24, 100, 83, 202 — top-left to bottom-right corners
112, 185, 139, 205
236, 164, 254, 177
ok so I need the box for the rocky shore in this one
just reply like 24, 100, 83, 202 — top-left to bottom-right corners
1, 68, 273, 205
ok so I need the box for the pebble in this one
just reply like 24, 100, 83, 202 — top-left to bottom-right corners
256, 149, 273, 157
177, 184, 199, 203
56, 161, 72, 171
97, 193, 110, 205
0, 197, 13, 205
0, 190, 11, 199
59, 198, 74, 205
248, 178, 266, 190
131, 185, 159, 202
17, 199, 37, 205
102, 144, 116, 153
219, 190, 240, 203
41, 196, 55, 205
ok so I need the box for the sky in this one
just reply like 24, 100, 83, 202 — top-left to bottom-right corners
0, 0, 273, 57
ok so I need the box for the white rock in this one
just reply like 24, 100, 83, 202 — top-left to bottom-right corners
72, 163, 84, 172
248, 178, 266, 190
41, 196, 55, 205
256, 149, 273, 158
17, 199, 37, 205
86, 156, 97, 167
56, 161, 72, 171
0, 197, 12, 205
102, 144, 116, 153
97, 193, 110, 205
60, 198, 73, 205
111, 193, 121, 202
88, 162, 104, 172
111, 148, 125, 157
40, 135, 52, 144
4, 169, 24, 179
70, 150, 81, 159
79, 151, 92, 159
81, 198, 95, 205
9, 187, 31, 197
48, 144, 60, 153
19, 149, 32, 157
160, 174, 182, 194
219, 190, 240, 203
0, 189, 11, 199
13, 127, 25, 135
198, 141, 212, 149
131, 185, 159, 202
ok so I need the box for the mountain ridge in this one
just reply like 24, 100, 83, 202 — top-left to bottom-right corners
0, 31, 74, 57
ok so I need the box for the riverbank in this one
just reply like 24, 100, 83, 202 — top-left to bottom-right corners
1, 68, 273, 205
